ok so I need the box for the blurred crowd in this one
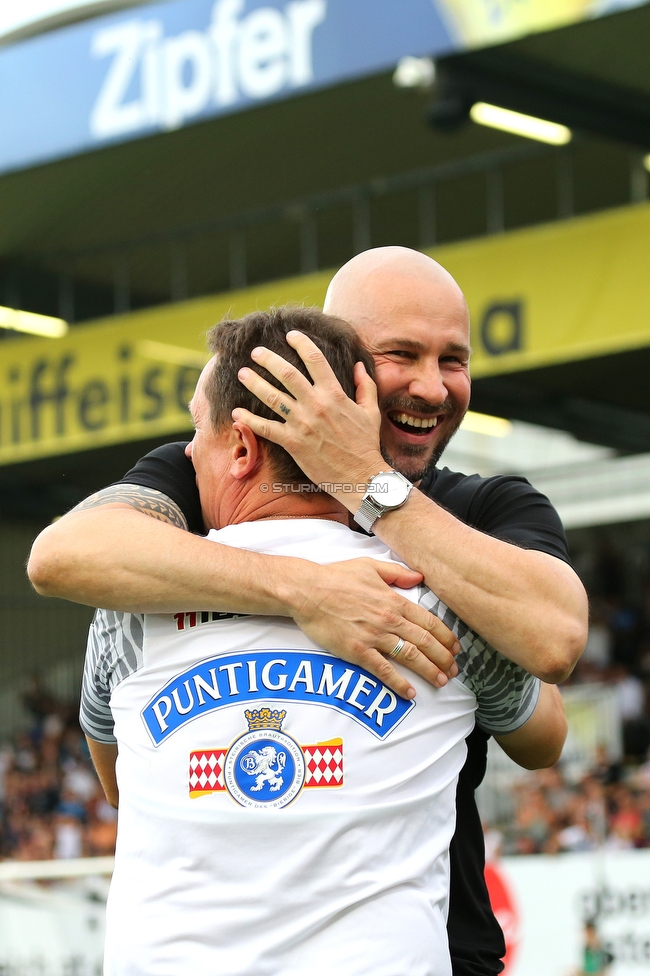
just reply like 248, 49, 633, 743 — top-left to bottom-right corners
570, 544, 650, 762
485, 751, 650, 858
0, 678, 116, 862
483, 543, 650, 857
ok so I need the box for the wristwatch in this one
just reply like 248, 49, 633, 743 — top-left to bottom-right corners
353, 470, 413, 534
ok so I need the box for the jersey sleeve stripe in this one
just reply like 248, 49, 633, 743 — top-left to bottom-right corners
79, 608, 145, 744
418, 587, 541, 735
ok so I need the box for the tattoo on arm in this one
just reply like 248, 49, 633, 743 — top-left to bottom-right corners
70, 485, 189, 530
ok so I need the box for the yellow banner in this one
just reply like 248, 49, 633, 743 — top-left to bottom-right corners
0, 274, 329, 466
1, 201, 650, 467
438, 0, 638, 48
448, 201, 650, 377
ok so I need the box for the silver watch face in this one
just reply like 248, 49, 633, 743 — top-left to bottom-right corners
371, 472, 411, 510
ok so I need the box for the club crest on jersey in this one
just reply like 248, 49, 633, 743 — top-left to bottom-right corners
189, 707, 344, 809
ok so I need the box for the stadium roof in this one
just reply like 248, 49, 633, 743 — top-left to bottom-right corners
2, 0, 650, 511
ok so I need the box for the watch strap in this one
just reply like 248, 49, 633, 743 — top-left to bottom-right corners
354, 495, 384, 533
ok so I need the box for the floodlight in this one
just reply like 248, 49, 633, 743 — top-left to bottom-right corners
0, 305, 68, 338
469, 102, 572, 145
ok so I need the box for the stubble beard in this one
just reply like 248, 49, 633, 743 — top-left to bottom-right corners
379, 397, 465, 484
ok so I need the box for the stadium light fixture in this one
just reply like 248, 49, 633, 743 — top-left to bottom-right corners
461, 410, 512, 438
469, 102, 572, 146
643, 154, 650, 172
0, 305, 68, 338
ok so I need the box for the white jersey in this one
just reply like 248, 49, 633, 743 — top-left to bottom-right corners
81, 519, 539, 976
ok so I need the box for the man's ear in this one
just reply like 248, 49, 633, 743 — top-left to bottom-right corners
230, 422, 262, 480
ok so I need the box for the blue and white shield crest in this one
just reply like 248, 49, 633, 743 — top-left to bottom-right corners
224, 709, 305, 809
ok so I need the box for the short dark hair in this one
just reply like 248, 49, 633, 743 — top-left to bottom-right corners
204, 305, 375, 488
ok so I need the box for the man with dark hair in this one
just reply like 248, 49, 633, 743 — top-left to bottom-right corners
29, 248, 586, 976
78, 307, 566, 976
204, 305, 375, 490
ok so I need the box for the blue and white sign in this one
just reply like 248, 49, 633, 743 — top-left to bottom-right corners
0, 0, 456, 175
141, 649, 414, 744
3, 0, 645, 177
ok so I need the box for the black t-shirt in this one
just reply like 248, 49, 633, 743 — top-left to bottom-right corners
118, 443, 570, 976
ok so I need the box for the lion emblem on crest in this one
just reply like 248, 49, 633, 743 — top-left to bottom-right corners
239, 745, 286, 792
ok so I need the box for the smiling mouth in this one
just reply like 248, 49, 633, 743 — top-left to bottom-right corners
389, 412, 440, 435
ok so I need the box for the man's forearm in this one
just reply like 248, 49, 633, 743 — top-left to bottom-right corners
29, 507, 310, 614
495, 683, 567, 769
28, 505, 462, 698
372, 490, 588, 683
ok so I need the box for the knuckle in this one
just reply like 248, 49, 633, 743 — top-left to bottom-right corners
416, 631, 434, 651
422, 609, 441, 630
266, 389, 280, 408
374, 657, 395, 682
430, 642, 453, 666
349, 638, 368, 659
280, 364, 297, 385
395, 595, 412, 614
429, 615, 454, 639
435, 629, 455, 649
400, 644, 419, 665
380, 608, 401, 629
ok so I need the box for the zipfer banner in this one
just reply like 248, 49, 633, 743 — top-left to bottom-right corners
0, 0, 645, 176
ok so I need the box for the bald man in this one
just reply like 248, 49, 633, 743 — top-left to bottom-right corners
29, 247, 587, 976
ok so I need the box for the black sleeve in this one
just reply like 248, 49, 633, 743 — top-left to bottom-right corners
426, 469, 570, 565
114, 442, 204, 534
466, 475, 570, 564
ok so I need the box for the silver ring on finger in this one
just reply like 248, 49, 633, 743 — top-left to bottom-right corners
388, 637, 406, 659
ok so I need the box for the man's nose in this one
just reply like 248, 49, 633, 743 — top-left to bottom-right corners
184, 439, 194, 459
407, 361, 447, 405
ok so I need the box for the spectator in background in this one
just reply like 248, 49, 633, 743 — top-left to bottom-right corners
493, 761, 650, 856
578, 920, 613, 976
0, 688, 116, 862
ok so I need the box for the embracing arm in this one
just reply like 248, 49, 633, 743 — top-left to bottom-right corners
233, 334, 588, 683
27, 486, 317, 614
27, 485, 459, 698
371, 494, 587, 683
495, 683, 567, 770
